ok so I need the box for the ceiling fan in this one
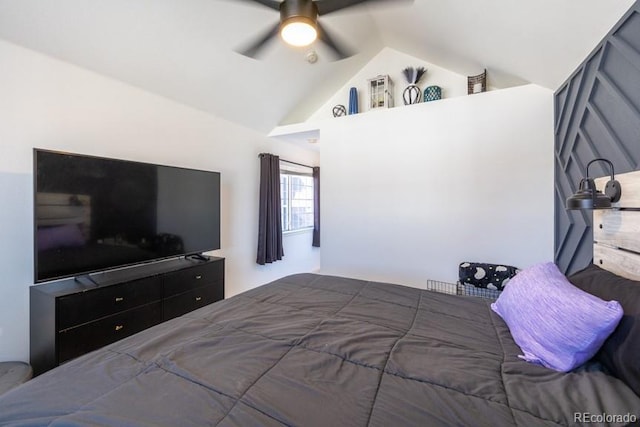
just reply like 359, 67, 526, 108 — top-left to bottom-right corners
236, 0, 409, 60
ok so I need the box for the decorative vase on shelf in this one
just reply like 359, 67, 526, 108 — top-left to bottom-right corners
424, 85, 442, 102
403, 84, 421, 105
348, 87, 359, 114
401, 66, 427, 106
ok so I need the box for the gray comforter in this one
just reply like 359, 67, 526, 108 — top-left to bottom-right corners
1, 273, 639, 426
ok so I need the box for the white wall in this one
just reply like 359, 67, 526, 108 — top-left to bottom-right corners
0, 39, 320, 362
319, 84, 554, 287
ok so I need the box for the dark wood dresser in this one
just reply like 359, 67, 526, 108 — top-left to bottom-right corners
30, 256, 224, 375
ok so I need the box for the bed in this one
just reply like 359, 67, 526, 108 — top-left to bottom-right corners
1, 174, 640, 426
0, 269, 638, 426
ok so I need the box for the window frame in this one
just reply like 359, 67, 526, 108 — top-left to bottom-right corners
280, 164, 314, 234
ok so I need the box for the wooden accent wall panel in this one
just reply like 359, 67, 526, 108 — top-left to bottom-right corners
593, 244, 640, 281
592, 171, 640, 281
554, 3, 640, 274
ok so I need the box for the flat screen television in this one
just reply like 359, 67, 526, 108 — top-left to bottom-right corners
34, 149, 221, 282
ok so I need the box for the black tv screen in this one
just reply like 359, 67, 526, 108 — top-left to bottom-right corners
34, 149, 221, 282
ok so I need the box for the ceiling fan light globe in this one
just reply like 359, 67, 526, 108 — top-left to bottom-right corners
281, 19, 317, 47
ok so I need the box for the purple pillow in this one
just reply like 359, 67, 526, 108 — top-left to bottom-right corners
491, 262, 623, 372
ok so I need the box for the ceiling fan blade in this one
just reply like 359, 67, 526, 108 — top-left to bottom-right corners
233, 0, 281, 11
317, 22, 353, 60
316, 0, 412, 16
236, 22, 281, 59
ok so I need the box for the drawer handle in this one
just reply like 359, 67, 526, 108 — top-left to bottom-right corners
195, 275, 202, 280
115, 325, 124, 331
195, 296, 202, 302
115, 297, 124, 302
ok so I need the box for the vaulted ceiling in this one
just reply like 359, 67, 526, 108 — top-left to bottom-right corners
0, 0, 635, 134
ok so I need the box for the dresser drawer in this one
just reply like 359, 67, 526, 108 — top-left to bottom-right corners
31, 257, 225, 376
163, 260, 224, 297
163, 283, 223, 321
58, 302, 162, 364
58, 277, 161, 330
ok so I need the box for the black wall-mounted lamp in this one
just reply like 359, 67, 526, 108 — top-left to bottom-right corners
566, 158, 622, 210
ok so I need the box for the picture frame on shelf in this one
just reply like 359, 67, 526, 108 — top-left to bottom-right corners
367, 75, 394, 110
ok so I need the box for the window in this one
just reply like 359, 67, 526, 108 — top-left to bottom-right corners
280, 163, 314, 232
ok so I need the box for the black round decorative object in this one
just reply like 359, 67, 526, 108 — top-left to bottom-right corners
401, 66, 426, 105
332, 104, 347, 117
403, 84, 421, 105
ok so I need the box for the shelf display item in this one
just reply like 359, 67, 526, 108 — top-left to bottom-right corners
468, 69, 487, 94
367, 75, 394, 109
348, 87, 359, 114
332, 104, 347, 117
402, 66, 427, 105
424, 85, 442, 102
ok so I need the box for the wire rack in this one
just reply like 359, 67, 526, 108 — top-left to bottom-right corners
424, 279, 501, 300
424, 279, 458, 295
456, 283, 502, 300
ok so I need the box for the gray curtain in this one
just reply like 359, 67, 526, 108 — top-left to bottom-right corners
312, 166, 320, 247
257, 153, 284, 265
